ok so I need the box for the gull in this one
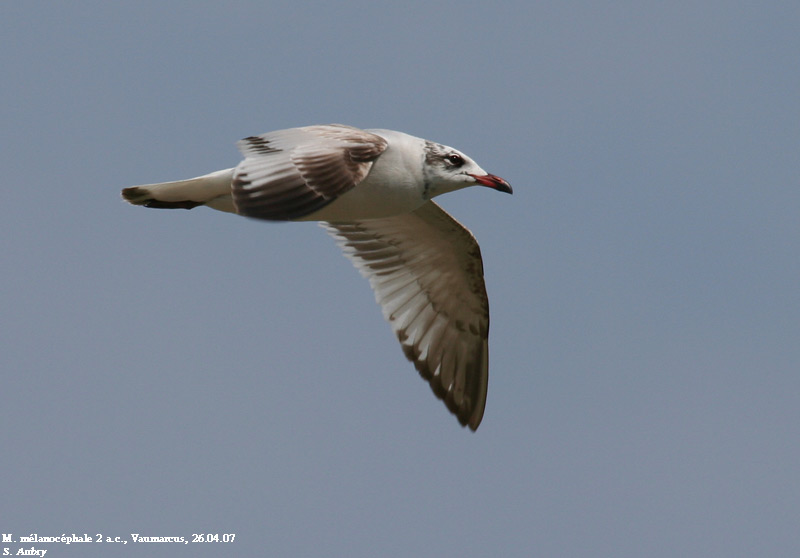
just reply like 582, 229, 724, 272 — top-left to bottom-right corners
121, 124, 511, 430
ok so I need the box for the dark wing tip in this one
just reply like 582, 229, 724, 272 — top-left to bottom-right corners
121, 187, 202, 210
121, 186, 147, 204
404, 343, 486, 432
239, 135, 281, 155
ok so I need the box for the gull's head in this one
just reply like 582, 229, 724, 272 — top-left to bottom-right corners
421, 140, 512, 198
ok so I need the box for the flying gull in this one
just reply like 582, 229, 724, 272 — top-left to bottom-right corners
121, 124, 511, 430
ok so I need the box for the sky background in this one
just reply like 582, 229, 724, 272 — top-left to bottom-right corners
2, 1, 799, 556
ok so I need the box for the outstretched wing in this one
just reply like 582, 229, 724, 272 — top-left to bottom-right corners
323, 201, 490, 430
232, 124, 388, 221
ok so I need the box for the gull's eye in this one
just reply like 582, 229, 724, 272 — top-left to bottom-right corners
446, 154, 464, 167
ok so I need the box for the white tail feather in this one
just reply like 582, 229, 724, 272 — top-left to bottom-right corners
121, 168, 236, 213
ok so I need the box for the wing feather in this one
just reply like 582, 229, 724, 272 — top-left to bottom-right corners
232, 124, 388, 221
323, 201, 490, 430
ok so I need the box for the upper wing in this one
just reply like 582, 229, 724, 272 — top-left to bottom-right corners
232, 124, 388, 221
323, 201, 490, 430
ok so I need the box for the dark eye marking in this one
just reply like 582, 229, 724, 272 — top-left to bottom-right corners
423, 141, 466, 169
446, 154, 465, 167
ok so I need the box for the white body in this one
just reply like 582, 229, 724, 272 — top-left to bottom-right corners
302, 130, 429, 221
125, 129, 483, 221
121, 124, 511, 430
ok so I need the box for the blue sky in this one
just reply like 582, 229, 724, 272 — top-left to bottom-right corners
2, 2, 799, 556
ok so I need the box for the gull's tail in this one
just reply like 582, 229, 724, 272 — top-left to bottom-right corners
121, 168, 236, 213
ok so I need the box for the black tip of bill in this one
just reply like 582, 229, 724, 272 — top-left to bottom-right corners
470, 173, 512, 194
